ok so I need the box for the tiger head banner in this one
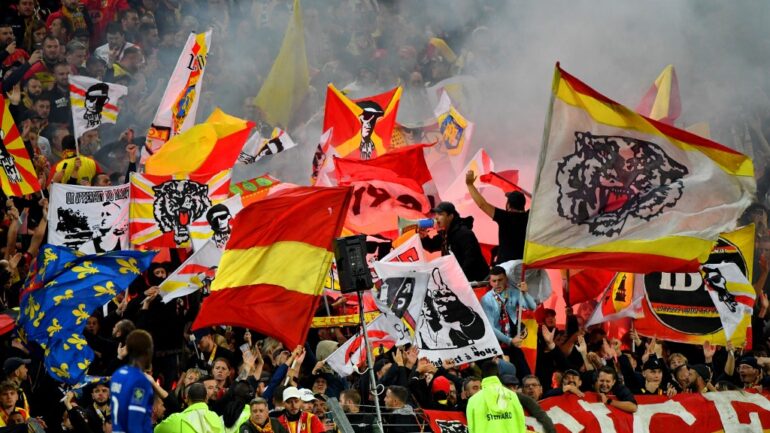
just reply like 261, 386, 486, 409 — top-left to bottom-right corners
48, 183, 130, 254
322, 85, 402, 160
129, 170, 231, 248
0, 93, 40, 197
634, 224, 755, 346
69, 75, 128, 140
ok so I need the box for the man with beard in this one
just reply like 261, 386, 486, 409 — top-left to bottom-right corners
339, 389, 372, 433
189, 328, 238, 371
594, 366, 637, 413
277, 387, 325, 433
23, 35, 61, 85
85, 380, 111, 433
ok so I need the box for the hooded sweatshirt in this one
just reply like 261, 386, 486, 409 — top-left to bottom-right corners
466, 376, 526, 433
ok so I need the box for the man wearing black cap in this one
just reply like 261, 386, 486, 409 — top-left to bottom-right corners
356, 100, 384, 160
689, 364, 714, 393
2, 358, 30, 415
621, 356, 672, 395
736, 356, 766, 391
420, 201, 489, 282
466, 170, 528, 264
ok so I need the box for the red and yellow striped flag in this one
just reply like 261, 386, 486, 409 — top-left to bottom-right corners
191, 186, 352, 349
0, 94, 40, 197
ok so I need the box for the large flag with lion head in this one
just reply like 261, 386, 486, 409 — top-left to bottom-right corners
523, 63, 755, 274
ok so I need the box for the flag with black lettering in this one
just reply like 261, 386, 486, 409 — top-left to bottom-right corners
48, 183, 130, 253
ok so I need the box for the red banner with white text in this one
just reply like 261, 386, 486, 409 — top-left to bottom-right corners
425, 391, 770, 433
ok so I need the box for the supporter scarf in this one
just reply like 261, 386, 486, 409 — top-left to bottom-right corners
62, 6, 88, 32
494, 292, 511, 339
250, 420, 274, 433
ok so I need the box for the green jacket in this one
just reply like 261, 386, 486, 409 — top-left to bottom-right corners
155, 402, 225, 433
466, 376, 526, 433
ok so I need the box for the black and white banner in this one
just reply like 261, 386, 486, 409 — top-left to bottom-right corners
375, 255, 502, 366
48, 183, 130, 253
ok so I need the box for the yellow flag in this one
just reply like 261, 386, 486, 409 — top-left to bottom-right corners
254, 0, 310, 128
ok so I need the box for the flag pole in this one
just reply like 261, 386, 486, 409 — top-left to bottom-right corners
517, 265, 526, 336
564, 269, 571, 308
358, 293, 384, 433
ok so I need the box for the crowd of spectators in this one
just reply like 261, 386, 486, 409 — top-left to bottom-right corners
1, 0, 770, 432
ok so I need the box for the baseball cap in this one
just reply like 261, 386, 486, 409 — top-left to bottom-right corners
192, 328, 212, 340
690, 364, 712, 382
500, 374, 519, 387
563, 369, 581, 378
282, 386, 302, 402
642, 358, 664, 371
3, 357, 31, 376
738, 356, 759, 370
299, 388, 316, 402
430, 201, 456, 215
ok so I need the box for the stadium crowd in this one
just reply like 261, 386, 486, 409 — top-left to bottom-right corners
1, 0, 770, 432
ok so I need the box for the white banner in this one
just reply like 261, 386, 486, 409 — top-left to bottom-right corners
69, 75, 127, 140
376, 255, 502, 366
48, 183, 130, 253
325, 313, 411, 377
159, 239, 222, 302
143, 30, 212, 163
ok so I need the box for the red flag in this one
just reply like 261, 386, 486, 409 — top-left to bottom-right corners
333, 145, 435, 233
322, 85, 402, 160
563, 269, 616, 305
192, 186, 352, 349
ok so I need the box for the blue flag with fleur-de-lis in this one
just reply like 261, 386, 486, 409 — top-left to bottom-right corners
18, 244, 155, 384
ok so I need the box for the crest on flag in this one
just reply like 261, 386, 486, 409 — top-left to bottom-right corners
48, 183, 130, 253
130, 171, 231, 248
69, 75, 127, 140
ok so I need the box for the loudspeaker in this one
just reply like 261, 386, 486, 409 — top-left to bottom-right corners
334, 235, 373, 293
397, 217, 434, 235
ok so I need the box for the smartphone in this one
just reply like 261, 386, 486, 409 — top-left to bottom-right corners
239, 343, 250, 353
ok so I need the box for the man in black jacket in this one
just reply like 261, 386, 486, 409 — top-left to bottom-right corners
420, 201, 489, 282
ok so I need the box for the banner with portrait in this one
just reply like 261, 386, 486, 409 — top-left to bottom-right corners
48, 183, 130, 253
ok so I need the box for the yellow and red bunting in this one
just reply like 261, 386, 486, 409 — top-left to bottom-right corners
0, 95, 40, 197
322, 85, 402, 159
192, 186, 352, 349
523, 63, 755, 274
636, 64, 681, 125
129, 170, 231, 248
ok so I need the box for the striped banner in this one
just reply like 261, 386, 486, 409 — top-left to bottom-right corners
69, 75, 127, 140
129, 170, 231, 248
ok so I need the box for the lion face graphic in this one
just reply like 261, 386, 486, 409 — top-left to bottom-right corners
555, 131, 688, 237
152, 180, 211, 244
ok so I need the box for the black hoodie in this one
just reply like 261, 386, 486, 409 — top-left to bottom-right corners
422, 215, 489, 282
